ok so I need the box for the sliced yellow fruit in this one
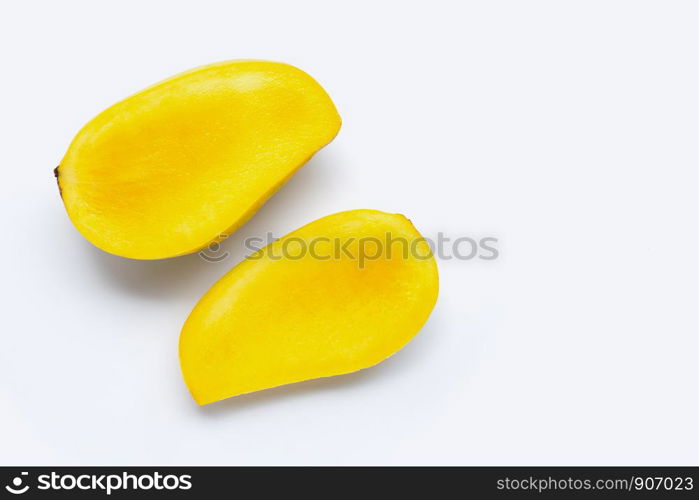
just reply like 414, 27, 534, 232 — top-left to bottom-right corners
56, 60, 341, 259
179, 209, 439, 405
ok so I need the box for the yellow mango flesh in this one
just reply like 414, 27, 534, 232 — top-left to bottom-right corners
57, 60, 341, 259
179, 210, 439, 405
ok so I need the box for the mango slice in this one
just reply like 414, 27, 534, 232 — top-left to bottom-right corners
179, 210, 439, 405
56, 60, 341, 259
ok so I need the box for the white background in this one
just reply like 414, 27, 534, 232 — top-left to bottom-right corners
1, 0, 698, 465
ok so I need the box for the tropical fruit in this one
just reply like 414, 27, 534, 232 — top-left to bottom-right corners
55, 60, 341, 259
179, 209, 439, 405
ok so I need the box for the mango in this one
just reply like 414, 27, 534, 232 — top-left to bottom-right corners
179, 210, 439, 405
56, 60, 341, 259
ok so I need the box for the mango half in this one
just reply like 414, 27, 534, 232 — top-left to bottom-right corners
56, 60, 341, 259
179, 210, 439, 405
